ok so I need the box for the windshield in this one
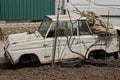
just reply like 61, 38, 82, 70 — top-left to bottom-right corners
38, 16, 52, 37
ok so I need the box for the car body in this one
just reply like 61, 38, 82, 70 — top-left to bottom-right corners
4, 14, 119, 64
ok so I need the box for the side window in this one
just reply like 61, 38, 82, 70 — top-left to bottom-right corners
78, 20, 91, 35
47, 22, 56, 37
47, 22, 66, 37
58, 21, 78, 36
47, 20, 78, 38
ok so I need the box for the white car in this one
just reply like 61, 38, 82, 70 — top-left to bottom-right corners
4, 14, 119, 64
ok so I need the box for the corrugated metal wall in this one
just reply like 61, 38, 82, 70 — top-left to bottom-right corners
0, 0, 55, 20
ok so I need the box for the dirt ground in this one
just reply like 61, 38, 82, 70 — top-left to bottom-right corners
0, 62, 120, 80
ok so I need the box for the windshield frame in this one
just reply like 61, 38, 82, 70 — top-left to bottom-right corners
38, 16, 52, 37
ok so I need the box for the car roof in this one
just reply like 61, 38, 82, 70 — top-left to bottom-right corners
46, 14, 86, 21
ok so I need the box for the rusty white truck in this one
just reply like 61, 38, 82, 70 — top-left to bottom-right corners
4, 14, 119, 65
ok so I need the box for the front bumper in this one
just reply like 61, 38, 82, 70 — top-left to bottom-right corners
4, 47, 14, 64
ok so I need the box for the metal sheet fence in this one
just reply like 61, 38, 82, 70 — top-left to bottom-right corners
0, 0, 55, 20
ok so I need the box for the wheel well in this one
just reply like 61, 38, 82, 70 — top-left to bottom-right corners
19, 54, 41, 64
88, 50, 107, 59
88, 50, 118, 59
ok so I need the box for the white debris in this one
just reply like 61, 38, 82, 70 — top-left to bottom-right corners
83, 11, 117, 36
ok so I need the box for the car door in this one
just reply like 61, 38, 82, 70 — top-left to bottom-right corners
55, 21, 82, 60
75, 20, 97, 57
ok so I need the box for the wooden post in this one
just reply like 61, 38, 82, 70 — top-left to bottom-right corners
52, 0, 60, 67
